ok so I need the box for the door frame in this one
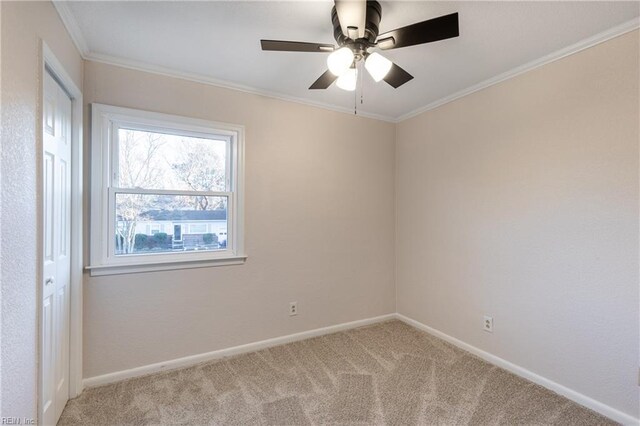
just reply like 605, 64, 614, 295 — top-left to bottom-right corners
38, 41, 84, 409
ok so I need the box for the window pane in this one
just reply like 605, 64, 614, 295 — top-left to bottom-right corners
115, 193, 228, 255
117, 128, 228, 191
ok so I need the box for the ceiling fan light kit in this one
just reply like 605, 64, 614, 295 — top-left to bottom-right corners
261, 0, 459, 92
365, 52, 393, 82
327, 47, 355, 76
336, 67, 358, 91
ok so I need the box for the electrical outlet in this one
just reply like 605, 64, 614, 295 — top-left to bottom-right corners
483, 315, 493, 333
289, 302, 298, 316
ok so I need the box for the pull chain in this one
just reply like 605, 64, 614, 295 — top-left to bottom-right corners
354, 61, 364, 115
360, 61, 364, 105
354, 82, 357, 115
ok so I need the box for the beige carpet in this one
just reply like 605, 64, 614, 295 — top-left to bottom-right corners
60, 320, 616, 425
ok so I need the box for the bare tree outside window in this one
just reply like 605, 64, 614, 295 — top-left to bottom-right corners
170, 140, 226, 211
116, 130, 165, 254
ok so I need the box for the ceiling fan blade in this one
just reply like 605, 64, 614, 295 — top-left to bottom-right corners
334, 0, 366, 39
383, 63, 414, 88
377, 12, 459, 50
261, 40, 335, 52
309, 70, 338, 90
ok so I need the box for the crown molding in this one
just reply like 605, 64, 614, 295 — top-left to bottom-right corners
51, 0, 395, 122
52, 0, 90, 57
84, 52, 396, 123
397, 17, 640, 122
53, 0, 638, 124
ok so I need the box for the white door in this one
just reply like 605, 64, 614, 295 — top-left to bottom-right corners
41, 69, 72, 425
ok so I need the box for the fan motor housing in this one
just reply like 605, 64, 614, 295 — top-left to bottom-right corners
331, 0, 382, 46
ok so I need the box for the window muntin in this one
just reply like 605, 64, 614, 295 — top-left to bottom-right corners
89, 104, 245, 274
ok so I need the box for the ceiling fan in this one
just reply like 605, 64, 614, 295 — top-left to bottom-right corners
260, 0, 459, 91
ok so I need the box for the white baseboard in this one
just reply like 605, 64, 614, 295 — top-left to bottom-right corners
82, 311, 638, 425
82, 313, 396, 388
396, 313, 639, 426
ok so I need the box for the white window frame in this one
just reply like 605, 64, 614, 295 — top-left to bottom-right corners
88, 103, 246, 276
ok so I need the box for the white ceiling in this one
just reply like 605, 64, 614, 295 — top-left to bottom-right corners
59, 1, 639, 121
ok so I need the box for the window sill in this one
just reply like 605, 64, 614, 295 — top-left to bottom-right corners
86, 255, 247, 276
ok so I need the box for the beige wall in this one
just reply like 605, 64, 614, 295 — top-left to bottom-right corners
82, 61, 396, 378
0, 1, 83, 419
396, 30, 639, 418
1, 2, 637, 421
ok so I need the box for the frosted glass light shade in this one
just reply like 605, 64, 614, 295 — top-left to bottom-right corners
327, 47, 354, 76
365, 52, 392, 82
336, 68, 358, 91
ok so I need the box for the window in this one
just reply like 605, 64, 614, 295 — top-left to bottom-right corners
89, 104, 245, 275
147, 224, 162, 235
188, 224, 208, 234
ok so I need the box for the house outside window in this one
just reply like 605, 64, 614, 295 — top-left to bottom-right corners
88, 104, 245, 275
